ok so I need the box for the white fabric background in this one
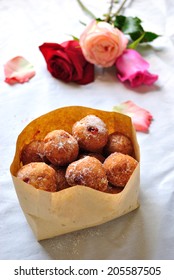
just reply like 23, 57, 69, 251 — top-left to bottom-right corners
0, 0, 174, 259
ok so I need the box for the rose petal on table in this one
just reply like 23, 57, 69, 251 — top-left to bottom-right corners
4, 56, 35, 85
113, 100, 153, 132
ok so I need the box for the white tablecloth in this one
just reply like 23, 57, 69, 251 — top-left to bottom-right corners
0, 0, 174, 260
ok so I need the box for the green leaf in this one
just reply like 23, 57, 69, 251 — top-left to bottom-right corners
113, 15, 126, 29
79, 20, 87, 26
140, 31, 160, 42
95, 17, 104, 22
129, 31, 160, 47
130, 31, 144, 41
122, 17, 144, 34
71, 35, 79, 41
114, 16, 144, 34
113, 15, 160, 45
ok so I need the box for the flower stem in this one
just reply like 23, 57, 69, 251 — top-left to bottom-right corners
106, 0, 129, 22
115, 0, 128, 16
76, 0, 96, 19
105, 0, 115, 22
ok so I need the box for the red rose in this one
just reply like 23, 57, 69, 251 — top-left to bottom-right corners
39, 40, 94, 85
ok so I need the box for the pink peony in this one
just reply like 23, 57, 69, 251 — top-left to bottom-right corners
115, 49, 158, 87
79, 20, 128, 67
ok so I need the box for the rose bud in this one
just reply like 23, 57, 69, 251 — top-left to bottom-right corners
115, 49, 158, 87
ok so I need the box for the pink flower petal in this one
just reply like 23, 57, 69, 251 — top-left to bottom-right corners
115, 49, 158, 87
4, 56, 35, 85
113, 100, 153, 132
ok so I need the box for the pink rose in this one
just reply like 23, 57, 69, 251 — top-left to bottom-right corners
79, 20, 128, 67
115, 49, 158, 87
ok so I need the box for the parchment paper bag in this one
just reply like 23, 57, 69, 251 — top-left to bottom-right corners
10, 106, 140, 240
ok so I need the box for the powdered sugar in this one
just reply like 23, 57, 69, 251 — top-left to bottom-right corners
42, 227, 104, 258
74, 115, 108, 135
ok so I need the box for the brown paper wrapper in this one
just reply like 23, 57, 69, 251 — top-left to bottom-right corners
10, 106, 140, 241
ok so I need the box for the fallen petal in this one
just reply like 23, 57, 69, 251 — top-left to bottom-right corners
113, 100, 153, 132
4, 56, 35, 85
